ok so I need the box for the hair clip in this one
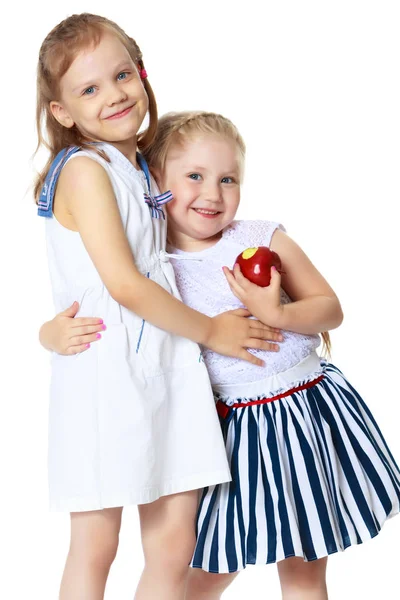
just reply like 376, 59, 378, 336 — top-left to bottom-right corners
140, 68, 148, 80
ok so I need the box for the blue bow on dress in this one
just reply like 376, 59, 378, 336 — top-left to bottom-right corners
136, 153, 173, 220
144, 190, 173, 219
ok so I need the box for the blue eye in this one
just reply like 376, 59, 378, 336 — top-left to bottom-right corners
83, 86, 95, 95
221, 176, 234, 184
189, 173, 202, 181
117, 72, 128, 80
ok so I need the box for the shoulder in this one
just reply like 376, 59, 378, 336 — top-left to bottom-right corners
55, 153, 117, 221
58, 153, 112, 196
223, 219, 286, 248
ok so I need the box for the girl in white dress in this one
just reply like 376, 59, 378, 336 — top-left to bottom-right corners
35, 16, 278, 600
41, 110, 400, 600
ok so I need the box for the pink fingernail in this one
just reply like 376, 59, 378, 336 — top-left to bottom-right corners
99, 319, 104, 324
86, 343, 91, 348
102, 324, 107, 331
96, 333, 102, 339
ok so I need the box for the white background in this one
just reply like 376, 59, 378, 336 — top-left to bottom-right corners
0, 1, 399, 598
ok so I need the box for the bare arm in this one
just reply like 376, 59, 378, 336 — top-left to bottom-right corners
223, 228, 343, 335
53, 157, 279, 363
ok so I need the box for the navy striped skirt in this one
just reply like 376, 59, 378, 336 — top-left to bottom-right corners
191, 354, 400, 573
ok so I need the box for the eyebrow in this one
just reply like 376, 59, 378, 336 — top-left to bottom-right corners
184, 165, 240, 176
177, 162, 236, 170
185, 165, 207, 172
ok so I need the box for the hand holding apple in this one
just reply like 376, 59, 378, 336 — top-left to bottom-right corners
234, 246, 283, 287
222, 246, 285, 329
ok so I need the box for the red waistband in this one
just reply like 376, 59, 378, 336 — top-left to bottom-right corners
216, 374, 325, 419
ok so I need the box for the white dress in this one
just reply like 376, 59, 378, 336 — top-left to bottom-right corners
41, 143, 231, 512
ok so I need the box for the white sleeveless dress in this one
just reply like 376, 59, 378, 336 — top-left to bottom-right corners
40, 143, 231, 512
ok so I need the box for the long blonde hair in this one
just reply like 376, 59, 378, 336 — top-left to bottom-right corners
145, 110, 332, 358
34, 13, 158, 201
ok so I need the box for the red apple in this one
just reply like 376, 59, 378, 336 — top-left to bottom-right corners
234, 246, 282, 287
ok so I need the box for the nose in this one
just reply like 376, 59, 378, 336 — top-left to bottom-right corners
202, 181, 222, 204
106, 82, 128, 107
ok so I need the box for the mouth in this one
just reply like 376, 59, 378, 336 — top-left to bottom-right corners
192, 208, 221, 219
105, 104, 135, 120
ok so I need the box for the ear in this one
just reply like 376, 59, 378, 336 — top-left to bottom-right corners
50, 101, 75, 129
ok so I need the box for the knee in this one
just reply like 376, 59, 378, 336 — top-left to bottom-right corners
187, 569, 237, 596
70, 528, 119, 570
142, 522, 195, 573
279, 558, 327, 596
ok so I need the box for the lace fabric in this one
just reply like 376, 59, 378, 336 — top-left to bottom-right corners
169, 220, 320, 385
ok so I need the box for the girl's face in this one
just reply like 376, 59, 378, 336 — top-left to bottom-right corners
50, 33, 148, 155
161, 134, 242, 250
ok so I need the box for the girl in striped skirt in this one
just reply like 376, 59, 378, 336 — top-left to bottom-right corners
40, 111, 400, 599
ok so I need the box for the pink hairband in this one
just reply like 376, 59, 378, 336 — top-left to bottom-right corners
140, 68, 148, 80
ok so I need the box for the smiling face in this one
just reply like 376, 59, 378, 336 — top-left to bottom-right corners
50, 32, 149, 157
160, 134, 242, 250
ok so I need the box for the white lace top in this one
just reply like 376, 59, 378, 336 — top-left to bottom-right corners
168, 220, 320, 386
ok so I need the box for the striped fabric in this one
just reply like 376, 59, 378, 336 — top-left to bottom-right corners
192, 363, 400, 573
37, 146, 173, 220
37, 147, 81, 217
144, 190, 174, 220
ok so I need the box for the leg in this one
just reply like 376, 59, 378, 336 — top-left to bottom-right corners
185, 568, 238, 600
59, 507, 122, 600
135, 490, 199, 600
277, 557, 328, 600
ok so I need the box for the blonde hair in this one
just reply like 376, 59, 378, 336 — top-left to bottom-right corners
144, 111, 246, 178
34, 12, 158, 201
145, 110, 332, 358
321, 332, 331, 358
